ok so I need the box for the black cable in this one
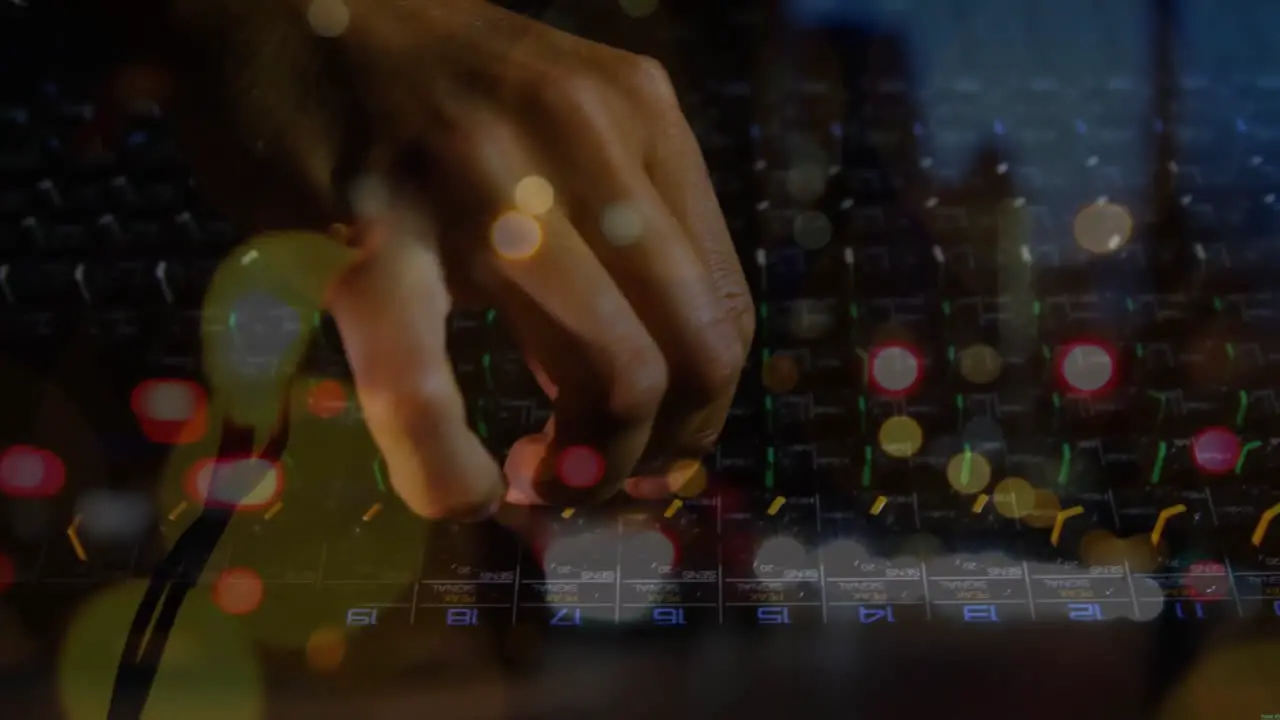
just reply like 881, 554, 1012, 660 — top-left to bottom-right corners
108, 414, 291, 720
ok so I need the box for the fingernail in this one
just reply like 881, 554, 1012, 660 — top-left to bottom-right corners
504, 484, 540, 506
504, 433, 550, 503
624, 475, 671, 499
459, 498, 504, 522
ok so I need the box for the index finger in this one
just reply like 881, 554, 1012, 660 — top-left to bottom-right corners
326, 201, 505, 521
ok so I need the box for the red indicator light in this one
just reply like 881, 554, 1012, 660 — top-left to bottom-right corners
306, 379, 348, 419
131, 379, 208, 445
213, 567, 264, 615
0, 445, 65, 499
867, 343, 923, 397
184, 456, 284, 511
1055, 341, 1118, 396
1191, 427, 1241, 476
557, 445, 605, 489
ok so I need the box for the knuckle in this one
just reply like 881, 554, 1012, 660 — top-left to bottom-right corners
428, 115, 515, 168
416, 496, 499, 523
603, 341, 669, 426
684, 426, 724, 458
619, 54, 678, 111
679, 323, 746, 407
359, 375, 460, 438
523, 66, 609, 121
730, 293, 757, 350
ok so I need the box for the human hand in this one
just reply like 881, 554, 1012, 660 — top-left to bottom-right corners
168, 0, 753, 519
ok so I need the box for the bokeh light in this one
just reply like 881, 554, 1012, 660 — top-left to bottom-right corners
58, 581, 264, 720
307, 0, 350, 37
557, 445, 605, 489
1191, 426, 1241, 476
619, 0, 659, 18
78, 491, 151, 543
185, 457, 284, 511
226, 291, 304, 375
957, 343, 1003, 385
868, 344, 922, 396
793, 210, 833, 250
305, 627, 347, 673
213, 568, 265, 616
1120, 535, 1161, 574
491, 210, 543, 260
0, 444, 65, 499
203, 232, 350, 434
878, 416, 923, 458
787, 163, 828, 205
305, 379, 348, 419
514, 175, 555, 215
1020, 488, 1062, 529
762, 353, 800, 394
600, 202, 644, 246
1078, 529, 1123, 566
945, 450, 992, 494
131, 379, 208, 445
991, 477, 1035, 519
617, 530, 675, 621
1057, 341, 1117, 395
540, 532, 615, 621
752, 535, 809, 575
1074, 200, 1133, 254
668, 459, 708, 498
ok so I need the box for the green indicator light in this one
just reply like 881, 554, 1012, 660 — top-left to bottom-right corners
477, 418, 489, 440
765, 446, 776, 490
1237, 441, 1262, 475
481, 353, 493, 388
850, 303, 859, 318
485, 308, 497, 325
1150, 441, 1167, 485
1226, 343, 1235, 362
1237, 390, 1248, 428
373, 457, 387, 492
947, 346, 956, 363
1057, 443, 1071, 486
1213, 297, 1222, 311
862, 446, 872, 488
1052, 393, 1061, 409
1136, 343, 1144, 358
1032, 300, 1041, 317
228, 312, 237, 330
1126, 297, 1134, 311
942, 301, 951, 316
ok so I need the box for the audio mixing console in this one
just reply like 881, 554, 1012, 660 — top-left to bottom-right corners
8, 0, 1280, 718
6, 467, 1280, 632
